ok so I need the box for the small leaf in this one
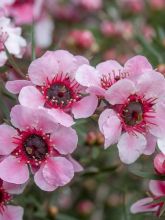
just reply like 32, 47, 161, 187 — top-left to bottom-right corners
129, 168, 165, 180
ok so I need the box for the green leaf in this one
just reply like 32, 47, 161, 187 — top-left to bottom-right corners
136, 34, 164, 64
56, 214, 79, 220
0, 94, 10, 119
129, 168, 165, 180
82, 164, 120, 177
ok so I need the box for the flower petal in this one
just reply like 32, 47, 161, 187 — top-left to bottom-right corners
117, 133, 147, 164
5, 80, 33, 94
53, 50, 77, 75
28, 51, 59, 85
47, 108, 75, 127
143, 133, 156, 155
149, 180, 165, 197
72, 95, 98, 119
130, 198, 157, 214
99, 109, 122, 148
67, 156, 83, 172
43, 157, 74, 187
34, 166, 57, 191
0, 124, 17, 155
11, 105, 58, 133
75, 64, 100, 87
0, 205, 24, 220
0, 156, 29, 184
96, 60, 123, 78
105, 79, 136, 105
51, 126, 78, 154
19, 86, 44, 108
124, 55, 153, 81
3, 181, 27, 195
137, 71, 165, 99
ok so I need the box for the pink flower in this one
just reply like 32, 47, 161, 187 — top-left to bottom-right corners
154, 153, 165, 174
66, 29, 95, 49
76, 60, 124, 97
76, 55, 153, 98
0, 105, 81, 191
0, 16, 26, 67
3, 0, 44, 25
0, 179, 24, 220
6, 50, 98, 127
131, 180, 165, 216
150, 0, 165, 10
98, 71, 165, 164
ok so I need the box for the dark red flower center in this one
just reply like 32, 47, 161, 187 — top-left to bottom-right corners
40, 74, 81, 110
122, 101, 143, 126
23, 134, 49, 161
12, 129, 57, 166
116, 95, 156, 134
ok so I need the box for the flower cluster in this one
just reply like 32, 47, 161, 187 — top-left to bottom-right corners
2, 47, 165, 218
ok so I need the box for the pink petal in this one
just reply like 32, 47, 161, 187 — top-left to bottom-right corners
67, 156, 83, 172
150, 103, 165, 139
51, 126, 78, 154
0, 205, 24, 220
19, 86, 44, 108
75, 64, 100, 87
143, 133, 156, 155
117, 133, 147, 164
157, 138, 165, 154
130, 197, 157, 214
5, 80, 33, 94
75, 55, 89, 66
11, 105, 58, 133
53, 50, 77, 75
0, 124, 17, 155
137, 71, 165, 99
0, 156, 29, 184
105, 79, 136, 105
42, 157, 74, 187
154, 153, 165, 175
3, 181, 27, 195
72, 95, 98, 119
34, 166, 57, 191
99, 109, 122, 148
87, 86, 105, 97
149, 180, 165, 196
47, 108, 75, 127
96, 60, 123, 77
28, 51, 59, 85
124, 55, 153, 81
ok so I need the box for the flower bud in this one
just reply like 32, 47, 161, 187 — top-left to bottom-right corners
154, 153, 165, 174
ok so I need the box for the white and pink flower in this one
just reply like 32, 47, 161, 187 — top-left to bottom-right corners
98, 70, 165, 163
6, 50, 98, 127
131, 180, 165, 216
0, 105, 81, 191
0, 16, 26, 67
0, 179, 24, 220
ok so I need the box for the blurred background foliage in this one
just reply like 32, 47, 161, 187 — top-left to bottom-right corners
1, 0, 165, 219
